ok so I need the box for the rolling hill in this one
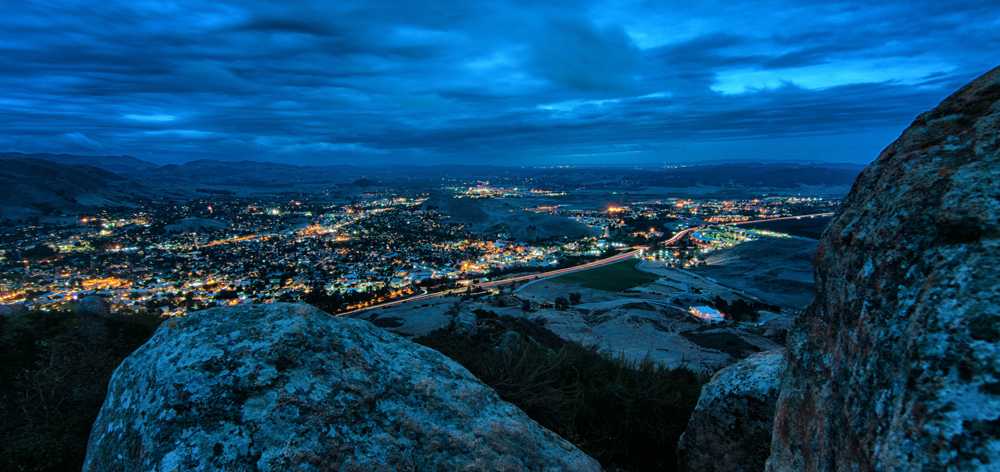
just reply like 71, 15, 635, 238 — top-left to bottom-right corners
0, 152, 158, 175
0, 159, 145, 220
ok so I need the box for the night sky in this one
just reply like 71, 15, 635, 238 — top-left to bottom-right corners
2, 1, 997, 165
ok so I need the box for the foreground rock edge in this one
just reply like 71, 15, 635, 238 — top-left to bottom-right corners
83, 303, 600, 471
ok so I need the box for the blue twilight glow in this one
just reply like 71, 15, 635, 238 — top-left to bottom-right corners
0, 1, 997, 165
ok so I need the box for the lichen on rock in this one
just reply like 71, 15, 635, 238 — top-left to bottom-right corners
83, 303, 599, 471
767, 66, 1000, 471
677, 350, 784, 472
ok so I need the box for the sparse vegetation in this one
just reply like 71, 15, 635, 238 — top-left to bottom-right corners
711, 296, 780, 322
417, 314, 706, 471
0, 310, 160, 472
682, 329, 761, 358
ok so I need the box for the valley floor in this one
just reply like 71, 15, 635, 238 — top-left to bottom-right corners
353, 233, 813, 373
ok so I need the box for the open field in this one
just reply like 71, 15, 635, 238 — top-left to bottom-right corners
552, 259, 659, 292
689, 236, 817, 309
741, 215, 833, 239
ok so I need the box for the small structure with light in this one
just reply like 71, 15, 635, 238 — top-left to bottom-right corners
688, 305, 726, 323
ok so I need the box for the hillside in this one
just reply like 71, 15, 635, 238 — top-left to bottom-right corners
0, 152, 158, 175
0, 158, 144, 220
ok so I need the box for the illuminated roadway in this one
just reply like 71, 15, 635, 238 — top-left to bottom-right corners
338, 212, 833, 315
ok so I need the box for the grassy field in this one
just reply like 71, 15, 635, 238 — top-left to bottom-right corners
742, 215, 832, 239
553, 259, 659, 292
691, 237, 817, 309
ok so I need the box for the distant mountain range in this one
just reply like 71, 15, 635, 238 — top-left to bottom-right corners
1, 152, 864, 187
0, 152, 864, 220
524, 163, 863, 190
145, 159, 353, 187
0, 152, 159, 175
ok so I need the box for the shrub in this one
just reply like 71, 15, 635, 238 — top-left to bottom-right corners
417, 318, 706, 471
0, 310, 160, 472
711, 296, 779, 322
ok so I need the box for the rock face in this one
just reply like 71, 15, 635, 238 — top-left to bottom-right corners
768, 66, 1000, 471
84, 303, 599, 471
677, 350, 784, 472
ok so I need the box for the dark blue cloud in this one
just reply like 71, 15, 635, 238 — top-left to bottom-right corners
0, 0, 996, 165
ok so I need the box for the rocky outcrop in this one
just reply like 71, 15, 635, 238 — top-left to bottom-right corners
677, 350, 784, 472
83, 303, 599, 471
768, 66, 1000, 471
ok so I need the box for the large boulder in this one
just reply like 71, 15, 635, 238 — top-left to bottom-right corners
768, 66, 1000, 471
83, 303, 599, 471
677, 350, 784, 472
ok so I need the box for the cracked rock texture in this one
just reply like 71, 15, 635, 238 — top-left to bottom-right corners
767, 66, 1000, 470
677, 350, 784, 472
83, 303, 599, 471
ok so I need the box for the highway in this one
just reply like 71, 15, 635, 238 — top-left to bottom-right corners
337, 248, 642, 315
725, 212, 834, 226
338, 212, 833, 315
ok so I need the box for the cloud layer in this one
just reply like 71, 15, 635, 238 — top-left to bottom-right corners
1, 0, 997, 165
